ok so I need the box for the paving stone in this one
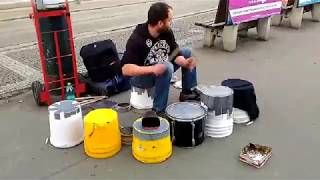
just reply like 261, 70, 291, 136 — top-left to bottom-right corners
0, 65, 25, 87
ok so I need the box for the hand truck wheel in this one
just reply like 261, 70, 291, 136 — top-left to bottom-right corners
32, 81, 45, 106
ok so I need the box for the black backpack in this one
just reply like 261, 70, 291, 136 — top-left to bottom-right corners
222, 79, 260, 120
80, 40, 121, 82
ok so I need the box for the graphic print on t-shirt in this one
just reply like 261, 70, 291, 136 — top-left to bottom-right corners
144, 40, 170, 66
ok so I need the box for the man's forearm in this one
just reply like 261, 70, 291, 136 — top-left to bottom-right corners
122, 64, 154, 77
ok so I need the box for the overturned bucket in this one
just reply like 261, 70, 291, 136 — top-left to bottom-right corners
132, 117, 172, 164
48, 100, 83, 148
130, 86, 154, 110
84, 109, 121, 158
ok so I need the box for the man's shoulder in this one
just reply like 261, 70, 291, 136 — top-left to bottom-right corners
129, 24, 147, 44
129, 31, 144, 43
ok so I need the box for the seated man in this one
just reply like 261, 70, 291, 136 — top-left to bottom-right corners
121, 2, 199, 115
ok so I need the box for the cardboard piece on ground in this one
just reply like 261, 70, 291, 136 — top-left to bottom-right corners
239, 143, 272, 168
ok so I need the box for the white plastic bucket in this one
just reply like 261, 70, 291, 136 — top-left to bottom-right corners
48, 100, 83, 148
130, 86, 154, 110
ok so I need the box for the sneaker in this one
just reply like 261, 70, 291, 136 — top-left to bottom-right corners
152, 109, 169, 120
179, 90, 200, 102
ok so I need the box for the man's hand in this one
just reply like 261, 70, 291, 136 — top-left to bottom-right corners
185, 57, 196, 70
175, 56, 196, 70
152, 64, 167, 76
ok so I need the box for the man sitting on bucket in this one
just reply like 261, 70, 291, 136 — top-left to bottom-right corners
121, 2, 199, 116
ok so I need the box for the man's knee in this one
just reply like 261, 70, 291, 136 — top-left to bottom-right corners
180, 48, 192, 59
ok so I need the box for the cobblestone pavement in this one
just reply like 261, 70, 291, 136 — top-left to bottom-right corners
0, 65, 25, 86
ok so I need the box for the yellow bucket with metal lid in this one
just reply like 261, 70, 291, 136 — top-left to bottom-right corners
84, 109, 121, 158
132, 117, 172, 163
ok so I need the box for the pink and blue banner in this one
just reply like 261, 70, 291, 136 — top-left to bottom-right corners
298, 0, 320, 7
228, 0, 282, 24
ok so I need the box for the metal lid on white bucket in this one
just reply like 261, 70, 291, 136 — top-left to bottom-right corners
198, 85, 233, 97
133, 118, 170, 140
48, 100, 81, 120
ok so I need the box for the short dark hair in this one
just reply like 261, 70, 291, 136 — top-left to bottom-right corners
147, 2, 172, 26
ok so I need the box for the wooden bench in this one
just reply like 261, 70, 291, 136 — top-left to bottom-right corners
195, 0, 273, 52
272, 0, 320, 29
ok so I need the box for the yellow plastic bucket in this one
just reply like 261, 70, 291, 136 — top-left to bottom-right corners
132, 118, 172, 163
84, 109, 121, 158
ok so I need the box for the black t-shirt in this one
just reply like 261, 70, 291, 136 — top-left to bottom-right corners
121, 23, 180, 67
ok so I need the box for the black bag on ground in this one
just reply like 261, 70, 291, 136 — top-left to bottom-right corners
85, 74, 131, 96
80, 39, 120, 82
221, 79, 260, 120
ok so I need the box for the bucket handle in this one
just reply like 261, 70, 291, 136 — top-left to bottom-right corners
88, 123, 96, 137
88, 122, 111, 138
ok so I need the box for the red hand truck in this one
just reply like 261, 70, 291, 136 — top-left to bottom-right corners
29, 0, 85, 106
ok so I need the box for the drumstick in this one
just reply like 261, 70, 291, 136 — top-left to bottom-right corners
80, 96, 108, 106
76, 96, 108, 101
80, 99, 102, 106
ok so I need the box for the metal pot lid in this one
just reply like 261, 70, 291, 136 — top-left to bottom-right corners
165, 102, 206, 121
133, 118, 169, 135
48, 100, 80, 120
199, 85, 233, 97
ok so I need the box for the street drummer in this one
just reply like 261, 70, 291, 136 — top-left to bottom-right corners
121, 2, 199, 115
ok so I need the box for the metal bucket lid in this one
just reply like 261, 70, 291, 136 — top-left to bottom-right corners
165, 102, 206, 122
48, 100, 80, 120
133, 118, 170, 140
198, 85, 233, 97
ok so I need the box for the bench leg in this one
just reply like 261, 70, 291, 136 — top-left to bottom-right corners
257, 17, 271, 41
271, 14, 283, 26
312, 3, 320, 22
222, 25, 238, 52
289, 4, 304, 29
203, 29, 216, 47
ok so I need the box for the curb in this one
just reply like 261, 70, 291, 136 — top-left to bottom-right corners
0, 0, 84, 10
0, 2, 29, 10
